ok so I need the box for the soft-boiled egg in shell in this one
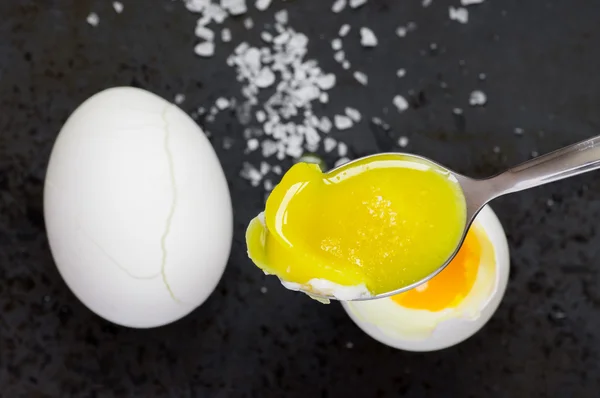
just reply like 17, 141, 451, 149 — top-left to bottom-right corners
342, 205, 510, 352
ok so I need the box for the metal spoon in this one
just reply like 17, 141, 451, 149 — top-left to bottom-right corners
301, 134, 600, 302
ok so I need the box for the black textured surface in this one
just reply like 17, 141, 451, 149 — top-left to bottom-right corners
1, 0, 600, 397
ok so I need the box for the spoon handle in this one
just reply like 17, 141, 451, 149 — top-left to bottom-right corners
494, 135, 600, 195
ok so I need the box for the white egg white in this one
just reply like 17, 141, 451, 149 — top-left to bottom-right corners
341, 205, 510, 352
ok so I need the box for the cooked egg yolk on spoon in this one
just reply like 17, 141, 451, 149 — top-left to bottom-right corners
246, 154, 467, 298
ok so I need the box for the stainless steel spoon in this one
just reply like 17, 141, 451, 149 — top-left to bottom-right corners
301, 134, 600, 302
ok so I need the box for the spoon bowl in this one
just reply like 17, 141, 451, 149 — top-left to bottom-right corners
298, 134, 600, 301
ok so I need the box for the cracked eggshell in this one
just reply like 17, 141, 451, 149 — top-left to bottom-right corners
44, 87, 232, 328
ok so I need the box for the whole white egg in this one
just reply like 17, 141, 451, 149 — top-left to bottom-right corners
44, 87, 233, 328
342, 205, 510, 352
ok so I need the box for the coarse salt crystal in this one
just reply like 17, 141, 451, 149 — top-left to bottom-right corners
335, 115, 354, 130
86, 12, 99, 26
195, 24, 215, 41
396, 26, 407, 37
332, 0, 347, 13
469, 90, 487, 106
339, 24, 351, 37
255, 0, 272, 11
319, 92, 329, 104
396, 68, 406, 78
195, 41, 215, 57
275, 10, 289, 24
393, 95, 409, 112
345, 107, 361, 122
334, 51, 346, 63
338, 142, 348, 157
398, 136, 409, 147
335, 157, 351, 167
324, 137, 337, 152
449, 6, 469, 23
320, 116, 333, 133
247, 138, 260, 151
331, 38, 343, 51
360, 27, 378, 47
353, 71, 368, 85
256, 110, 266, 123
216, 97, 231, 110
221, 0, 248, 16
221, 28, 232, 42
113, 2, 124, 13
316, 74, 336, 90
244, 17, 254, 29
174, 94, 186, 104
342, 61, 350, 70
350, 0, 367, 8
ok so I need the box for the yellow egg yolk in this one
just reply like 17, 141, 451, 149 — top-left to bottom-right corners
246, 154, 467, 296
391, 223, 492, 311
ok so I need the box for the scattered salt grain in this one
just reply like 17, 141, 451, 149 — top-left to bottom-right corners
346, 342, 354, 349
335, 115, 354, 130
195, 24, 215, 41
319, 92, 330, 104
256, 110, 267, 123
393, 95, 409, 112
195, 41, 215, 57
360, 27, 378, 47
546, 198, 554, 207
353, 71, 368, 85
469, 90, 487, 106
272, 165, 282, 175
260, 286, 268, 293
449, 7, 469, 23
345, 107, 362, 122
86, 12, 99, 27
531, 150, 539, 158
113, 1, 124, 13
244, 17, 254, 29
493, 146, 501, 154
247, 138, 260, 151
263, 179, 274, 191
349, 0, 367, 8
255, 68, 276, 88
275, 10, 288, 24
422, 0, 432, 7
241, 162, 262, 186
319, 116, 333, 133
338, 142, 348, 157
514, 127, 524, 135
174, 94, 186, 104
331, 38, 343, 51
324, 137, 338, 152
221, 28, 232, 42
332, 0, 347, 13
339, 24, 351, 37
255, 0, 272, 11
461, 0, 485, 5
396, 68, 406, 78
335, 157, 351, 167
316, 74, 337, 90
334, 50, 346, 63
398, 136, 409, 147
221, 0, 248, 16
216, 97, 231, 110
342, 60, 351, 70
396, 26, 407, 37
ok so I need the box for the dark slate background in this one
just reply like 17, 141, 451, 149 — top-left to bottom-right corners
1, 0, 600, 397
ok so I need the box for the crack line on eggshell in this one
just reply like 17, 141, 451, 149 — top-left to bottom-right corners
77, 222, 161, 280
160, 104, 182, 303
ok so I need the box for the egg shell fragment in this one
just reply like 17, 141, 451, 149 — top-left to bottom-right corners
44, 87, 233, 328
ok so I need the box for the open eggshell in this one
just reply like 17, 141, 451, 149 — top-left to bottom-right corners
341, 205, 510, 352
